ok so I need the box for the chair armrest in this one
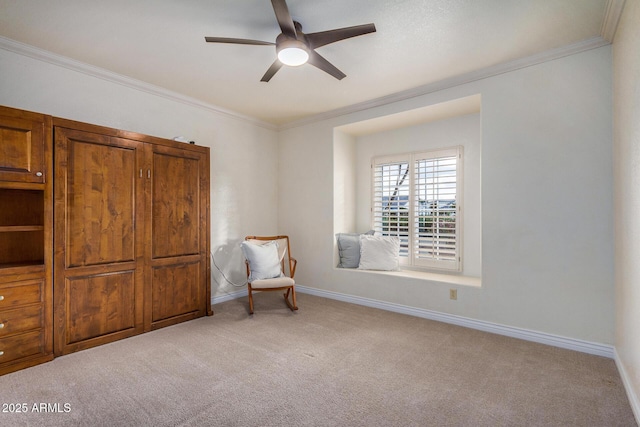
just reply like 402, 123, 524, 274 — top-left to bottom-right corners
290, 257, 297, 279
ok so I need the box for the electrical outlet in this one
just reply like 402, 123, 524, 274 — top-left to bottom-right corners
450, 289, 457, 300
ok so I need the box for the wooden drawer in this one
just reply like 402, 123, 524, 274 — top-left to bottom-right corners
0, 330, 44, 364
0, 280, 42, 309
0, 305, 42, 337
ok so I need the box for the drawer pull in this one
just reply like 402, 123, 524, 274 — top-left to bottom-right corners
0, 323, 4, 328
36, 172, 43, 177
0, 351, 3, 356
0, 296, 3, 301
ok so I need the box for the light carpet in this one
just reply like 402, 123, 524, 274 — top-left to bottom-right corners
0, 293, 636, 426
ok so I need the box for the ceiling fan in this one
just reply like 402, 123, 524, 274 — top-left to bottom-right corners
204, 0, 376, 82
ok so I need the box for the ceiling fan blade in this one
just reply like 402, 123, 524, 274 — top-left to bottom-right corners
261, 60, 284, 82
205, 37, 274, 45
271, 0, 297, 38
306, 23, 377, 49
307, 50, 346, 80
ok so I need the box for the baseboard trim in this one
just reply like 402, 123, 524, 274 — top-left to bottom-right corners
211, 289, 247, 305
295, 285, 615, 359
211, 285, 614, 358
614, 348, 640, 424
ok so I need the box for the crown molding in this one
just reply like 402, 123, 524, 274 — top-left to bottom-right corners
278, 36, 611, 131
0, 36, 277, 131
601, 0, 626, 42
1, 17, 620, 134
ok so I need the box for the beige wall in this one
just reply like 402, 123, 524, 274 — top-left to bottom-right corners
613, 0, 640, 420
0, 46, 280, 300
280, 46, 614, 345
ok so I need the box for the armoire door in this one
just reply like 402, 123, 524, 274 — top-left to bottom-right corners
145, 144, 208, 330
53, 128, 146, 355
0, 107, 47, 184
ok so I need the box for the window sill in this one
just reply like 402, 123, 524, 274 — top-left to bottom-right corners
334, 267, 481, 288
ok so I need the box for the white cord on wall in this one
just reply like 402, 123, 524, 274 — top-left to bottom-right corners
210, 251, 247, 288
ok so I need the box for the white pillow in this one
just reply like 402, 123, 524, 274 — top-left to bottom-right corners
358, 235, 400, 271
240, 241, 283, 282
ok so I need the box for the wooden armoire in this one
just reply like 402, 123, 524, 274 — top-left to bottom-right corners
0, 105, 211, 373
53, 119, 211, 356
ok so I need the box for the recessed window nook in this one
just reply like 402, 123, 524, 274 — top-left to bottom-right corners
333, 95, 483, 286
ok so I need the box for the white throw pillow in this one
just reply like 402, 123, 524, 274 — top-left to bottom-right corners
358, 235, 400, 271
240, 241, 283, 282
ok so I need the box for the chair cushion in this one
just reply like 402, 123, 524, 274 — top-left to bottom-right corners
358, 234, 400, 271
241, 240, 284, 282
336, 230, 375, 268
250, 276, 295, 289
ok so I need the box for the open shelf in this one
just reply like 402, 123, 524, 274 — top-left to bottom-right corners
0, 262, 44, 273
0, 189, 44, 227
0, 189, 45, 268
0, 231, 44, 265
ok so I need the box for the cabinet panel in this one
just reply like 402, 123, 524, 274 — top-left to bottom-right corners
66, 135, 137, 267
0, 119, 34, 172
54, 127, 145, 355
0, 108, 48, 184
146, 144, 209, 330
65, 272, 136, 344
151, 151, 200, 258
151, 261, 200, 323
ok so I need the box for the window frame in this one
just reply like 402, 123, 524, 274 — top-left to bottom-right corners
371, 146, 463, 272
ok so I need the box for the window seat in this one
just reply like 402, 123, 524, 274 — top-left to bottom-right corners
334, 267, 481, 288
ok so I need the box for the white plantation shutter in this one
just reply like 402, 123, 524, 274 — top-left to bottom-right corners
413, 148, 461, 270
372, 147, 462, 271
372, 156, 411, 260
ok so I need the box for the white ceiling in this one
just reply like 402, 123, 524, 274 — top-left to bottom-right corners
0, 0, 622, 126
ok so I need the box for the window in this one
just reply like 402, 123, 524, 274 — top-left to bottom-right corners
372, 147, 462, 271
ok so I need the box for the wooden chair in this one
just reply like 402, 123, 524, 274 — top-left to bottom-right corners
243, 235, 298, 315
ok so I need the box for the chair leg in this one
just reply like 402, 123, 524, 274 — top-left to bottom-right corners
283, 287, 298, 312
248, 284, 254, 315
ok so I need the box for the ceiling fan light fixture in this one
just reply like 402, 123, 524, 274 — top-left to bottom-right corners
205, 0, 376, 81
277, 40, 309, 66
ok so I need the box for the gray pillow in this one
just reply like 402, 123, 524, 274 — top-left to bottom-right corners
336, 230, 375, 268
